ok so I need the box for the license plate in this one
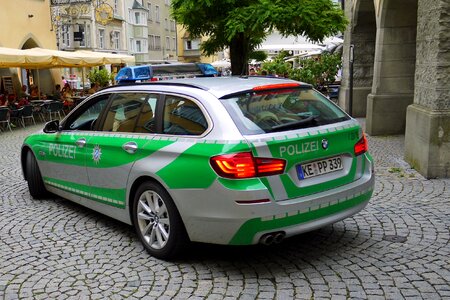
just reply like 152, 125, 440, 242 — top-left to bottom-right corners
297, 156, 343, 179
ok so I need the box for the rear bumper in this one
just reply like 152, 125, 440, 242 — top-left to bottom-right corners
170, 154, 375, 245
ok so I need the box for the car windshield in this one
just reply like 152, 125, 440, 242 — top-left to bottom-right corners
221, 87, 350, 135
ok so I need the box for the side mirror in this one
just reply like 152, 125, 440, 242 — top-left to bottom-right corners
43, 120, 61, 133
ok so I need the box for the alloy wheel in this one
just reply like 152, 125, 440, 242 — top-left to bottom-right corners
137, 190, 170, 250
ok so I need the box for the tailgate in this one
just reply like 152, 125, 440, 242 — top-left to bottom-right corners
247, 122, 362, 201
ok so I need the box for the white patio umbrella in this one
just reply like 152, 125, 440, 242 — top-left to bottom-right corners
211, 59, 231, 69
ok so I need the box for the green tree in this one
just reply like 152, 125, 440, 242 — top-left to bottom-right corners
248, 50, 268, 63
260, 50, 291, 76
171, 0, 347, 75
289, 53, 342, 85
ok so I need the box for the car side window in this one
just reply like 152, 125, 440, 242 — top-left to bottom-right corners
134, 94, 158, 133
65, 94, 110, 131
163, 96, 207, 135
101, 93, 147, 133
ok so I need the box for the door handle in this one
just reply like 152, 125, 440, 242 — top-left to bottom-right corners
122, 142, 138, 154
76, 138, 86, 148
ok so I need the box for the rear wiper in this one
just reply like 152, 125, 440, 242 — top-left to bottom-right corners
269, 115, 318, 132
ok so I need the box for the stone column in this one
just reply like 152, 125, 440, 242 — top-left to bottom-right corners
405, 0, 450, 178
366, 0, 417, 135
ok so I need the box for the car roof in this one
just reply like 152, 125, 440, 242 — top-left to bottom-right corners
111, 76, 312, 99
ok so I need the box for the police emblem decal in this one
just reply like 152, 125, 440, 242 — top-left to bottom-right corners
92, 145, 102, 164
321, 139, 329, 150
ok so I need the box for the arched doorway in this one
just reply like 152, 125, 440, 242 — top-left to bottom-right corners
366, 0, 418, 135
21, 38, 54, 97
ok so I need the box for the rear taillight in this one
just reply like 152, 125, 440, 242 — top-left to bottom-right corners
210, 152, 286, 179
354, 134, 368, 156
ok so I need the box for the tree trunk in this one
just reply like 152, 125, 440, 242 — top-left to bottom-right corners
229, 33, 249, 76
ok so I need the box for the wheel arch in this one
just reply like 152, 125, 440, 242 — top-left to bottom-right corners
128, 175, 172, 225
21, 145, 34, 181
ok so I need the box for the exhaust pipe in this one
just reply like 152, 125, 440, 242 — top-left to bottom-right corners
260, 233, 275, 245
273, 232, 286, 244
259, 231, 286, 245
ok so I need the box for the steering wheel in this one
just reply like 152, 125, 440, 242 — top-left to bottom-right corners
256, 111, 279, 124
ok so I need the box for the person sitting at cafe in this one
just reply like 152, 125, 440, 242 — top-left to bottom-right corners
30, 86, 39, 99
62, 83, 74, 110
87, 82, 97, 94
0, 94, 7, 106
20, 85, 30, 99
17, 97, 30, 108
53, 84, 62, 101
29, 85, 48, 100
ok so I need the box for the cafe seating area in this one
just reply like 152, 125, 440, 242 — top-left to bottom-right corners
0, 95, 86, 133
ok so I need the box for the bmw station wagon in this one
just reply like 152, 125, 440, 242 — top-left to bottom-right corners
21, 77, 375, 259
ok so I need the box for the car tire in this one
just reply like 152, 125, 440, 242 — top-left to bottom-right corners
26, 151, 47, 199
132, 181, 189, 259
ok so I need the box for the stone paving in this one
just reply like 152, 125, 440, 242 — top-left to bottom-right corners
0, 121, 449, 300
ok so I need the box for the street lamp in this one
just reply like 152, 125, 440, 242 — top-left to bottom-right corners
349, 44, 354, 116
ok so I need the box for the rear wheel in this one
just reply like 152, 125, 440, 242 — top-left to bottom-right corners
26, 151, 47, 199
132, 181, 188, 259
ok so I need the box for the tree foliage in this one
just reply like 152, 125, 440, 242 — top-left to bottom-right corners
87, 68, 113, 87
260, 50, 291, 76
289, 53, 342, 85
259, 51, 342, 86
248, 50, 268, 62
171, 0, 347, 75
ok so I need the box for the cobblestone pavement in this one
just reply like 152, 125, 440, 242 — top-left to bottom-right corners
0, 121, 449, 300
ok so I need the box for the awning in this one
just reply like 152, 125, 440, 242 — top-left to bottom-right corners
0, 47, 135, 69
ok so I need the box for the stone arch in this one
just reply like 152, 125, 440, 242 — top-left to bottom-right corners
339, 0, 376, 117
18, 33, 43, 50
366, 0, 418, 135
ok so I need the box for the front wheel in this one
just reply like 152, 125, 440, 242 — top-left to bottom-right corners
132, 181, 188, 259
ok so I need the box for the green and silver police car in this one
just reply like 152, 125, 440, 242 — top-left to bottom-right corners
21, 76, 374, 259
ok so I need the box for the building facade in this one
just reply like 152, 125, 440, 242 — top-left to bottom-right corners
339, 0, 449, 178
176, 27, 223, 64
0, 0, 58, 95
125, 0, 177, 64
51, 0, 127, 55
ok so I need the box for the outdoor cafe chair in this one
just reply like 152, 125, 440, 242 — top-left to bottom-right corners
10, 107, 24, 128
0, 107, 12, 132
21, 105, 36, 126
43, 101, 64, 121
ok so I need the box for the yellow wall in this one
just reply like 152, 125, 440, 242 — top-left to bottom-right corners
0, 0, 56, 49
0, 0, 58, 95
176, 26, 220, 63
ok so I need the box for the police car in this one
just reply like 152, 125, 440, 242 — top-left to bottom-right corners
21, 76, 374, 259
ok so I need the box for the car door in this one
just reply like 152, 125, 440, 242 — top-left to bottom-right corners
38, 94, 111, 200
84, 92, 159, 209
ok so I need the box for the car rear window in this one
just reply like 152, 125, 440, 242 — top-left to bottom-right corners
220, 87, 350, 135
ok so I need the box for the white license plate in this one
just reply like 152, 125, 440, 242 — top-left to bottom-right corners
297, 156, 343, 179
